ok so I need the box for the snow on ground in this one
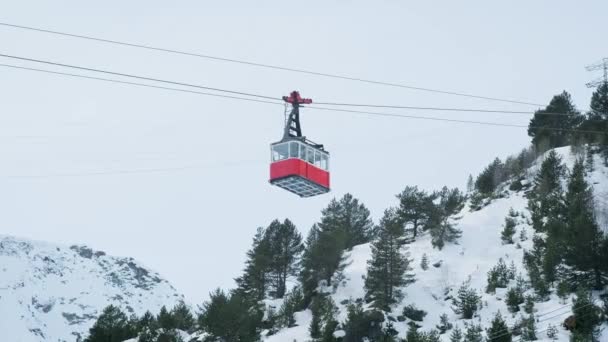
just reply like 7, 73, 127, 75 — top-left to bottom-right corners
266, 147, 608, 342
0, 235, 184, 342
265, 310, 313, 342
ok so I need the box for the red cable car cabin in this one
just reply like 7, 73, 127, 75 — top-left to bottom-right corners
269, 91, 330, 197
270, 140, 330, 197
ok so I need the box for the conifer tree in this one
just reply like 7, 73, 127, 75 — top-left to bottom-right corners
277, 286, 305, 328
580, 82, 608, 164
486, 258, 511, 293
198, 289, 262, 342
592, 83, 608, 165
84, 305, 136, 342
466, 175, 474, 193
235, 227, 272, 301
136, 311, 157, 335
529, 150, 566, 233
506, 286, 524, 313
436, 313, 453, 334
429, 187, 465, 249
542, 219, 567, 284
157, 306, 176, 330
570, 288, 602, 341
474, 158, 504, 195
165, 302, 195, 332
405, 323, 423, 342
524, 295, 534, 314
481, 158, 503, 194
342, 303, 384, 341
300, 224, 323, 301
420, 253, 429, 271
586, 145, 595, 172
527, 91, 582, 151
365, 208, 414, 311
170, 302, 195, 332
501, 217, 517, 244
301, 195, 372, 301
463, 323, 483, 342
396, 186, 436, 239
520, 314, 537, 341
546, 324, 558, 340
450, 326, 463, 342
318, 193, 374, 249
265, 219, 304, 298
453, 281, 481, 319
564, 160, 607, 290
486, 312, 511, 342
308, 294, 337, 340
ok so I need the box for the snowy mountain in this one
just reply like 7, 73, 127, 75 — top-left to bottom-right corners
265, 146, 608, 342
0, 235, 184, 342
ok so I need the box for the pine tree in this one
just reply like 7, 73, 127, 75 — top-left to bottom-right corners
466, 175, 474, 193
564, 160, 607, 290
528, 91, 582, 151
365, 208, 414, 311
586, 144, 595, 172
308, 294, 337, 340
581, 82, 608, 164
501, 217, 517, 244
198, 289, 262, 342
157, 306, 176, 331
265, 219, 304, 298
420, 253, 429, 271
342, 303, 384, 341
486, 312, 511, 342
136, 310, 157, 334
524, 295, 534, 314
519, 228, 527, 241
301, 195, 371, 301
506, 286, 524, 313
84, 305, 137, 342
405, 323, 423, 342
396, 186, 436, 239
542, 219, 568, 284
235, 227, 272, 301
546, 324, 558, 340
529, 150, 566, 233
429, 187, 465, 249
453, 281, 481, 319
156, 329, 184, 342
436, 313, 453, 334
556, 280, 570, 301
278, 286, 305, 328
165, 302, 195, 331
170, 302, 195, 332
308, 295, 324, 339
463, 323, 483, 342
571, 288, 602, 341
300, 224, 323, 302
450, 326, 463, 342
486, 258, 511, 293
318, 193, 374, 249
475, 158, 504, 195
520, 314, 537, 341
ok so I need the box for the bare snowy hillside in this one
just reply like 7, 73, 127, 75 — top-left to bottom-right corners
265, 147, 608, 342
0, 235, 184, 342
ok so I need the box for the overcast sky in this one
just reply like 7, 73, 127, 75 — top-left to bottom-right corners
1, 1, 606, 303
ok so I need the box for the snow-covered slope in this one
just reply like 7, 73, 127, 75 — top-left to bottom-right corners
0, 235, 184, 342
266, 147, 608, 342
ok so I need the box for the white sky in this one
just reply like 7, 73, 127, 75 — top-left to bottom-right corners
1, 1, 606, 303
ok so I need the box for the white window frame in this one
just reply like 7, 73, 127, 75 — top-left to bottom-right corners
271, 141, 330, 171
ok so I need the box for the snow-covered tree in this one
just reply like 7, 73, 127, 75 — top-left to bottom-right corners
365, 208, 414, 311
429, 187, 465, 249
